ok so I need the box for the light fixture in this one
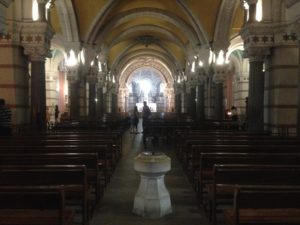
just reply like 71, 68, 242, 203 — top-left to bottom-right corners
65, 50, 78, 67
32, 0, 39, 21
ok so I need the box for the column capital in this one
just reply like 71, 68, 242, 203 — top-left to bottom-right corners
212, 64, 229, 84
66, 65, 80, 83
245, 0, 258, 5
244, 47, 270, 62
21, 21, 54, 61
86, 75, 98, 84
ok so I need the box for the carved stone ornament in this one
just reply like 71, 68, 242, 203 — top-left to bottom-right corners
66, 66, 80, 82
21, 21, 54, 61
244, 47, 270, 62
0, 0, 11, 34
87, 75, 98, 84
212, 64, 229, 84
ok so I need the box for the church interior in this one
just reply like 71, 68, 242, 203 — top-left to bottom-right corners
1, 0, 300, 225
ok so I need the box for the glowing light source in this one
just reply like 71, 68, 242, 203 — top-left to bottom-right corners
191, 61, 196, 73
199, 60, 204, 67
216, 50, 225, 65
256, 0, 263, 22
32, 0, 39, 21
139, 79, 152, 95
65, 50, 77, 67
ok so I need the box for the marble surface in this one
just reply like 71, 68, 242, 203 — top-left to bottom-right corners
133, 151, 172, 218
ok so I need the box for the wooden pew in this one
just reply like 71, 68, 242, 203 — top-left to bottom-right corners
184, 144, 300, 180
2, 132, 123, 158
197, 153, 300, 204
0, 165, 88, 225
179, 138, 300, 165
0, 138, 121, 166
223, 185, 300, 225
0, 186, 75, 225
209, 165, 300, 225
0, 153, 100, 202
0, 145, 113, 186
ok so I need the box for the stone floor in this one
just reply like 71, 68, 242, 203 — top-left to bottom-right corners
90, 127, 209, 225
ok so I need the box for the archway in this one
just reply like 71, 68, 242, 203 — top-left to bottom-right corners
118, 56, 175, 113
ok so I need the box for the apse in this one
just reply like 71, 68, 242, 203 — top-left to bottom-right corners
126, 67, 167, 112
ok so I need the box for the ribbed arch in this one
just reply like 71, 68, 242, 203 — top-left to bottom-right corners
55, 0, 79, 42
213, 0, 239, 52
116, 50, 176, 79
176, 0, 209, 46
90, 8, 199, 46
108, 25, 185, 49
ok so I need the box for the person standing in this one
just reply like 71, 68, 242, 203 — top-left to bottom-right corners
0, 99, 12, 136
54, 105, 60, 124
142, 101, 151, 132
131, 106, 139, 134
46, 106, 51, 129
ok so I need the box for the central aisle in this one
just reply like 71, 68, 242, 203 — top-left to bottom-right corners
90, 129, 208, 225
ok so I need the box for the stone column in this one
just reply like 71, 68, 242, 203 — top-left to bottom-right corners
213, 66, 227, 121
97, 85, 104, 118
111, 93, 117, 113
68, 80, 79, 119
246, 0, 258, 23
214, 82, 223, 121
30, 58, 46, 129
87, 77, 97, 120
36, 0, 47, 22
196, 82, 205, 121
248, 56, 265, 133
188, 87, 196, 119
297, 40, 300, 136
22, 21, 54, 130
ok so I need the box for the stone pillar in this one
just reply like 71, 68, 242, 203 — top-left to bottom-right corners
68, 80, 79, 119
37, 0, 47, 22
248, 57, 264, 132
214, 82, 223, 121
97, 85, 104, 118
196, 83, 205, 121
88, 80, 96, 120
21, 16, 54, 130
30, 59, 46, 129
246, 0, 258, 23
78, 79, 87, 117
188, 87, 196, 119
298, 41, 300, 136
213, 66, 227, 121
0, 32, 29, 129
111, 93, 117, 113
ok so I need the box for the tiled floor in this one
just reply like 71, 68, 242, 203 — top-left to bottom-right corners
90, 127, 209, 225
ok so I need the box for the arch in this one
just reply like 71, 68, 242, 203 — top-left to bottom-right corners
176, 0, 209, 46
213, 0, 239, 52
118, 56, 175, 112
55, 0, 79, 42
119, 56, 174, 90
112, 50, 176, 81
108, 24, 185, 49
84, 0, 120, 43
88, 8, 200, 47
110, 42, 182, 74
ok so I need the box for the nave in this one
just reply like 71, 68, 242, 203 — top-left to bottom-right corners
90, 128, 208, 225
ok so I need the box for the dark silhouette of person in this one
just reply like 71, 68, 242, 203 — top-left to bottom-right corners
0, 99, 12, 136
54, 105, 60, 124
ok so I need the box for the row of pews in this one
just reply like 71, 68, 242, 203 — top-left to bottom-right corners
0, 128, 124, 225
175, 129, 300, 225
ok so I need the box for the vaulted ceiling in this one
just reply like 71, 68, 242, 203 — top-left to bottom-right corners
51, 0, 244, 72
